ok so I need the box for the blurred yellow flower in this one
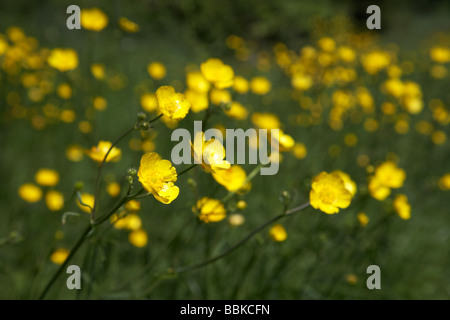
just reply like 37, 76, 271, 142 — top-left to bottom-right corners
50, 248, 69, 265
86, 141, 122, 163
225, 101, 248, 120
81, 8, 109, 31
361, 51, 390, 74
310, 171, 353, 214
210, 88, 232, 105
438, 174, 450, 190
251, 112, 280, 130
292, 142, 307, 159
140, 93, 158, 113
47, 49, 78, 71
137, 152, 179, 204
357, 212, 369, 227
291, 73, 313, 91
269, 224, 287, 242
91, 63, 105, 79
112, 212, 142, 231
125, 199, 141, 213
233, 75, 249, 94
35, 168, 59, 186
186, 71, 210, 93
106, 182, 121, 197
45, 190, 64, 211
156, 85, 191, 120
77, 193, 95, 213
118, 17, 139, 33
212, 165, 247, 192
373, 161, 406, 189
192, 132, 231, 173
194, 197, 226, 223
57, 83, 72, 99
93, 96, 107, 111
393, 194, 411, 220
228, 213, 245, 226
275, 130, 295, 152
147, 62, 166, 80
185, 89, 209, 113
250, 76, 271, 95
334, 170, 357, 196
236, 200, 247, 210
338, 46, 356, 63
66, 144, 84, 162
18, 183, 43, 203
129, 229, 148, 247
430, 46, 450, 64
201, 58, 234, 89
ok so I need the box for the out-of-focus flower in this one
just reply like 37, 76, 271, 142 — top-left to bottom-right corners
212, 165, 247, 192
310, 171, 353, 214
338, 46, 356, 63
91, 63, 105, 79
185, 89, 209, 113
186, 71, 210, 93
228, 213, 245, 226
125, 199, 141, 213
47, 49, 78, 71
438, 173, 450, 190
147, 62, 166, 80
357, 212, 369, 227
430, 46, 450, 64
93, 96, 107, 111
292, 143, 307, 159
86, 141, 122, 163
250, 76, 271, 95
361, 51, 390, 74
201, 58, 234, 89
224, 101, 248, 120
118, 17, 139, 33
210, 88, 232, 106
236, 200, 247, 210
368, 161, 406, 201
192, 132, 230, 173
291, 73, 313, 91
111, 212, 142, 230
233, 75, 249, 94
57, 83, 72, 99
334, 170, 357, 197
106, 182, 121, 197
251, 112, 280, 130
156, 86, 190, 120
77, 193, 95, 213
129, 229, 148, 247
194, 197, 226, 223
18, 183, 43, 203
66, 144, 84, 162
269, 224, 287, 242
81, 8, 108, 31
50, 248, 69, 265
393, 194, 411, 220
35, 168, 59, 186
45, 190, 64, 211
140, 93, 158, 113
137, 152, 179, 204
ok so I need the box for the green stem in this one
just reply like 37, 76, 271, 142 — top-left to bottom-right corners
178, 164, 196, 176
173, 201, 310, 273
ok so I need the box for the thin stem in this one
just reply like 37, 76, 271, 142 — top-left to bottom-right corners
178, 164, 196, 177
91, 124, 137, 221
173, 201, 311, 274
149, 113, 163, 124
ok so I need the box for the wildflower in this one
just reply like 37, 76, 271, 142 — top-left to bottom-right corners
212, 165, 247, 192
269, 224, 287, 242
310, 171, 353, 214
372, 161, 406, 189
430, 46, 450, 64
292, 143, 307, 159
66, 144, 84, 162
393, 194, 411, 220
224, 101, 248, 120
156, 86, 190, 120
251, 112, 280, 130
361, 51, 390, 74
86, 141, 122, 163
186, 71, 210, 93
192, 132, 231, 173
18, 183, 43, 203
129, 229, 148, 247
140, 93, 158, 113
233, 75, 249, 94
318, 37, 336, 52
236, 200, 247, 210
185, 89, 209, 113
250, 76, 271, 95
357, 212, 369, 227
112, 212, 142, 230
93, 96, 107, 111
210, 88, 232, 106
194, 197, 226, 223
106, 182, 121, 197
228, 213, 245, 226
77, 193, 95, 213
137, 152, 179, 204
50, 248, 69, 265
47, 49, 78, 71
338, 46, 356, 63
438, 174, 450, 190
334, 170, 357, 197
118, 17, 139, 33
291, 73, 313, 91
147, 62, 166, 80
45, 190, 64, 211
91, 63, 105, 79
35, 168, 59, 186
57, 83, 72, 99
81, 8, 108, 31
200, 58, 234, 89
125, 199, 141, 212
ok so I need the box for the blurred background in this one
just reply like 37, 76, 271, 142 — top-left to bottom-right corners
0, 0, 449, 299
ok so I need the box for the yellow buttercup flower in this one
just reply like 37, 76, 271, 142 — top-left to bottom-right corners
185, 89, 209, 113
373, 161, 406, 189
430, 46, 450, 64
357, 212, 369, 227
18, 183, 43, 203
292, 143, 307, 159
250, 76, 271, 95
334, 170, 357, 197
77, 193, 95, 213
361, 51, 390, 74
47, 49, 78, 71
148, 62, 166, 80
81, 8, 108, 31
86, 141, 122, 163
224, 101, 248, 120
368, 177, 391, 201
251, 112, 280, 130
393, 194, 411, 220
118, 17, 139, 33
186, 71, 210, 93
156, 86, 191, 120
66, 144, 84, 162
35, 168, 59, 186
57, 83, 72, 99
269, 224, 287, 242
140, 93, 158, 113
192, 132, 231, 173
438, 173, 450, 190
318, 37, 336, 52
93, 96, 107, 111
106, 182, 121, 197
45, 190, 65, 211
275, 130, 295, 152
91, 63, 105, 79
111, 212, 142, 230
209, 88, 232, 106
50, 248, 69, 265
137, 152, 179, 204
212, 165, 247, 192
125, 199, 141, 213
129, 229, 148, 247
194, 197, 226, 223
233, 75, 249, 93
200, 58, 234, 89
228, 213, 245, 226
310, 171, 353, 214
291, 73, 313, 91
